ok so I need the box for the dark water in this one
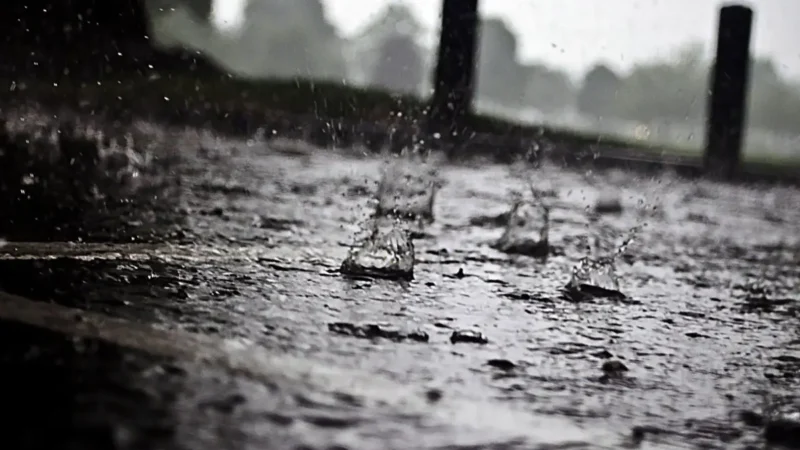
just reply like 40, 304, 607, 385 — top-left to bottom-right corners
1, 116, 799, 449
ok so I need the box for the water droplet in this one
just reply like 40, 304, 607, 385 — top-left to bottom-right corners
375, 158, 440, 226
569, 256, 620, 291
492, 188, 550, 258
566, 225, 643, 296
340, 215, 414, 280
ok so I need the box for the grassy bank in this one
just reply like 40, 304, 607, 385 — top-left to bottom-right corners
0, 75, 649, 144
3, 74, 798, 174
630, 142, 800, 176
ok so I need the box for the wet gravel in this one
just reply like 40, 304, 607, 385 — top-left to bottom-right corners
1, 120, 800, 449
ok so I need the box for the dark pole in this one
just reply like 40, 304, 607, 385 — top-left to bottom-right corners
427, 0, 479, 149
704, 4, 753, 179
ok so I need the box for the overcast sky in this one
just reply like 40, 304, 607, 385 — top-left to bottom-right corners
212, 0, 800, 80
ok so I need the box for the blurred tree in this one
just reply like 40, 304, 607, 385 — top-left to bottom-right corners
475, 17, 526, 107
348, 4, 427, 91
148, 0, 212, 22
747, 56, 800, 133
361, 3, 424, 38
233, 0, 347, 80
371, 34, 425, 94
598, 41, 800, 134
522, 63, 575, 113
611, 42, 706, 124
576, 64, 621, 118
612, 64, 705, 123
673, 41, 706, 70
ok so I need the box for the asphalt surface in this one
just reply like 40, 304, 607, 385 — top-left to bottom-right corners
1, 118, 799, 449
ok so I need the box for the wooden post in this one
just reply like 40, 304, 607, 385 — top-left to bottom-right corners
704, 5, 753, 179
427, 0, 479, 150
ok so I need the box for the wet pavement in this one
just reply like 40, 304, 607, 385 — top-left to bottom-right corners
1, 117, 800, 449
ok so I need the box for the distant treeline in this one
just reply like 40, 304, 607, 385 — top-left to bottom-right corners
156, 0, 800, 135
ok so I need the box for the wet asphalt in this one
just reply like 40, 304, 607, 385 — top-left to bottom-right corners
0, 117, 799, 449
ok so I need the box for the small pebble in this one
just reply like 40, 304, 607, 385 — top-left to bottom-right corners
594, 197, 623, 214
486, 359, 516, 371
328, 322, 429, 343
425, 389, 443, 403
765, 418, 800, 447
738, 410, 764, 427
592, 350, 613, 359
450, 329, 488, 344
601, 360, 628, 374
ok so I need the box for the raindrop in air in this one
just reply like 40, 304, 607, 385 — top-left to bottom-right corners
562, 226, 642, 301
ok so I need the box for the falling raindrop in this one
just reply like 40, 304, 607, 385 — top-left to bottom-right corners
374, 156, 442, 226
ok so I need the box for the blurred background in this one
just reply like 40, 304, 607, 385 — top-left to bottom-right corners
149, 0, 800, 160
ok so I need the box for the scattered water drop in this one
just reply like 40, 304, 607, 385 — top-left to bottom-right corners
594, 192, 623, 215
564, 225, 643, 300
375, 157, 441, 226
568, 255, 620, 291
613, 225, 643, 257
492, 190, 550, 258
587, 226, 618, 257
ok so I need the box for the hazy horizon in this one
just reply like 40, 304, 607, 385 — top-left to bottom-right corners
211, 0, 800, 80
